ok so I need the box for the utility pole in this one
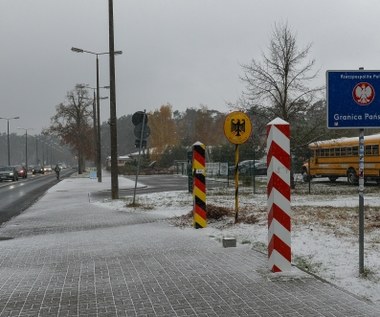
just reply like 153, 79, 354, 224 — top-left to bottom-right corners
108, 0, 119, 199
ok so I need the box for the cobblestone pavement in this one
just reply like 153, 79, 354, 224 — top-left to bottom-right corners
0, 178, 379, 316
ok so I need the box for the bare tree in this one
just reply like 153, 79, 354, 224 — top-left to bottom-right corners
47, 85, 94, 174
241, 22, 323, 121
240, 22, 324, 186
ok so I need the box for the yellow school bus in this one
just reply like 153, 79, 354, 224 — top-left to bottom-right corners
302, 133, 380, 184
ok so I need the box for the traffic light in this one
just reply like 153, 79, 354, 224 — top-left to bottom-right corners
132, 111, 150, 149
132, 111, 148, 125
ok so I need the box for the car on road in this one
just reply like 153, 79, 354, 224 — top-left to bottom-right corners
57, 162, 67, 169
32, 165, 44, 175
0, 166, 19, 182
13, 165, 27, 179
43, 166, 52, 173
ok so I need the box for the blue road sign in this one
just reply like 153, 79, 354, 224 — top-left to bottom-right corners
327, 70, 380, 129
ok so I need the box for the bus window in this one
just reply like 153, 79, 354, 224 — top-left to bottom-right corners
352, 146, 358, 155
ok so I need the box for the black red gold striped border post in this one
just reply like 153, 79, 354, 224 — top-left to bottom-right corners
192, 141, 207, 228
267, 118, 291, 272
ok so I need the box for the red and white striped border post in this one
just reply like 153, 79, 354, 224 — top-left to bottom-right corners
267, 118, 291, 272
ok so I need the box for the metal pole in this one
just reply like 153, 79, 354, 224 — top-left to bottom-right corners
133, 111, 146, 205
7, 120, 10, 165
42, 142, 45, 165
108, 0, 119, 199
253, 150, 256, 194
1, 117, 19, 165
308, 155, 311, 194
234, 144, 239, 223
96, 55, 102, 182
25, 131, 27, 169
359, 129, 365, 274
36, 137, 39, 165
358, 66, 365, 275
92, 89, 97, 170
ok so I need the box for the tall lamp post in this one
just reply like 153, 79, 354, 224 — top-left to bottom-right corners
71, 47, 122, 185
108, 0, 119, 199
18, 127, 33, 172
82, 84, 109, 182
0, 116, 20, 165
95, 95, 108, 182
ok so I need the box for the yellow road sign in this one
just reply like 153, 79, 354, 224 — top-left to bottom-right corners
223, 111, 252, 144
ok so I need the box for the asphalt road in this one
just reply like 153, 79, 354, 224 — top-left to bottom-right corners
0, 169, 74, 225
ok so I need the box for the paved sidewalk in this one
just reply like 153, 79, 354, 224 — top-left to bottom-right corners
0, 176, 379, 317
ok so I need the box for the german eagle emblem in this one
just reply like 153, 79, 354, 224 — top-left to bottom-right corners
231, 119, 245, 136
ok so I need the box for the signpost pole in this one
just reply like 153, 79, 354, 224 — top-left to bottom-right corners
132, 110, 147, 205
358, 67, 365, 275
234, 144, 239, 223
223, 111, 252, 224
327, 67, 375, 275
358, 129, 365, 274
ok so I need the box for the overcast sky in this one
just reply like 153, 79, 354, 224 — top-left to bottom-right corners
2, 0, 380, 135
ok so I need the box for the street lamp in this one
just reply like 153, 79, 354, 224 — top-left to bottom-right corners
0, 116, 20, 165
96, 95, 109, 182
18, 127, 33, 172
71, 47, 122, 186
82, 84, 109, 183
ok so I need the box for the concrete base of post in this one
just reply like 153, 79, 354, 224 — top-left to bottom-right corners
222, 237, 236, 248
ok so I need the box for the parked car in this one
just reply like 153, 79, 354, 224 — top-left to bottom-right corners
238, 160, 257, 174
229, 160, 265, 175
252, 161, 267, 175
13, 165, 27, 178
229, 160, 253, 175
32, 165, 44, 174
0, 166, 19, 182
239, 160, 267, 176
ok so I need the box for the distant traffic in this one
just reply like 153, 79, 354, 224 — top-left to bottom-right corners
0, 163, 69, 182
